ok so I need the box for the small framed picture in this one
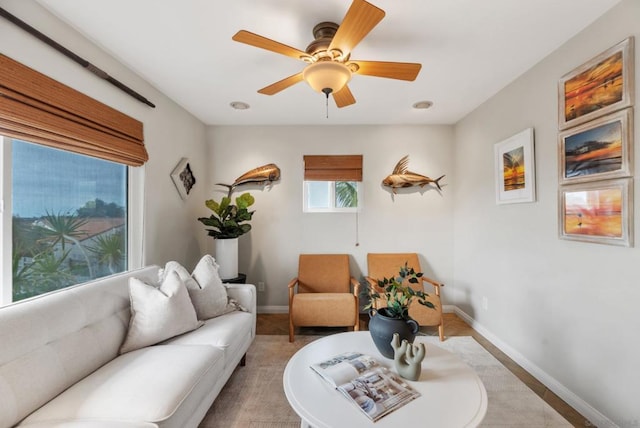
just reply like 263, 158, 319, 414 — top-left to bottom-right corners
558, 37, 634, 130
559, 108, 633, 184
170, 158, 196, 200
494, 128, 536, 204
559, 178, 633, 247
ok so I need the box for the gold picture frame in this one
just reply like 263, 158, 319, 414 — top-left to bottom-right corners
558, 37, 634, 130
558, 178, 633, 247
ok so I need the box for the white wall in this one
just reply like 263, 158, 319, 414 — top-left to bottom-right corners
452, 0, 639, 426
206, 125, 454, 310
0, 0, 209, 270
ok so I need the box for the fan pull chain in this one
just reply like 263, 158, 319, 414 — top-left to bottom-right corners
326, 94, 329, 118
322, 88, 332, 119
355, 210, 360, 246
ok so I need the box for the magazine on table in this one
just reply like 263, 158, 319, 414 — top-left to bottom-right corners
310, 352, 420, 422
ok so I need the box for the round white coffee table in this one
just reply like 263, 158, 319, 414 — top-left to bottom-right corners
283, 331, 487, 428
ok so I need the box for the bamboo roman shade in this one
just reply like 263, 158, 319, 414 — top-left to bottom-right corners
303, 155, 363, 181
0, 54, 148, 166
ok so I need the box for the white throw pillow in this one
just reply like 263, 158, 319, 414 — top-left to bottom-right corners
160, 255, 233, 320
119, 271, 201, 354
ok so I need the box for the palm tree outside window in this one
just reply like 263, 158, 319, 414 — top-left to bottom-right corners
3, 138, 128, 303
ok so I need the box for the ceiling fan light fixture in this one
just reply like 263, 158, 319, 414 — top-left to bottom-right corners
302, 61, 352, 95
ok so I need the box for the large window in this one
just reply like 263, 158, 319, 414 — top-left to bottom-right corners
2, 137, 128, 303
1, 54, 147, 306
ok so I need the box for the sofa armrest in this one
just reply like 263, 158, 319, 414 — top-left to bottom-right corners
226, 283, 257, 338
226, 283, 257, 315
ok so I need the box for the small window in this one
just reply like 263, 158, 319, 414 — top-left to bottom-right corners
303, 155, 363, 213
303, 180, 361, 212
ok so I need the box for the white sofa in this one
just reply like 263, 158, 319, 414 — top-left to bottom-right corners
0, 265, 256, 428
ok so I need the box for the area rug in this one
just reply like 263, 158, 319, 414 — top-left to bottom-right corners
199, 335, 572, 427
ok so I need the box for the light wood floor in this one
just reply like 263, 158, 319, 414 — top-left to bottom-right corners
257, 312, 587, 427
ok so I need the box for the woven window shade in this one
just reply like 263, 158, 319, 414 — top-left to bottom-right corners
0, 54, 148, 166
303, 155, 363, 181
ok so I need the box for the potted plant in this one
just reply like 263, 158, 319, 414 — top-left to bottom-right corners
197, 192, 255, 279
363, 263, 435, 358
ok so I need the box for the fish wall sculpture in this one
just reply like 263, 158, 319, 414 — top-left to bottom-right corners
382, 155, 445, 194
232, 163, 281, 186
217, 163, 281, 197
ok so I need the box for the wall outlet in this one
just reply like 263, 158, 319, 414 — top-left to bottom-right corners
481, 296, 489, 311
258, 282, 265, 292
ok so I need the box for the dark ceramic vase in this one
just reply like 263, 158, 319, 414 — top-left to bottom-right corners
368, 308, 419, 359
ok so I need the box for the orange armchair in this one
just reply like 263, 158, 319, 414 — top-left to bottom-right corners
366, 253, 445, 341
288, 254, 360, 342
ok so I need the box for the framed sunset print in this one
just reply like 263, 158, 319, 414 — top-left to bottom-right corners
495, 128, 536, 204
558, 37, 634, 130
559, 108, 633, 184
559, 178, 633, 247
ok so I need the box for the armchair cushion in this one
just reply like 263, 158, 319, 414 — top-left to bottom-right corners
288, 254, 360, 341
291, 293, 358, 327
297, 254, 351, 293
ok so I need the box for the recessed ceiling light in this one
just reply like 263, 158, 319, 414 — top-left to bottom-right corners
230, 101, 250, 110
412, 100, 433, 110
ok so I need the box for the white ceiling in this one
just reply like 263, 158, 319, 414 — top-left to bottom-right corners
36, 0, 621, 126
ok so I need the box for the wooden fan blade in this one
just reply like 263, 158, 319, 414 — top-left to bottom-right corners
350, 60, 422, 81
333, 85, 356, 108
328, 0, 385, 59
232, 30, 308, 61
258, 72, 304, 95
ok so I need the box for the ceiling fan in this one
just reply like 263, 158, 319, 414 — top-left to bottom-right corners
232, 0, 422, 108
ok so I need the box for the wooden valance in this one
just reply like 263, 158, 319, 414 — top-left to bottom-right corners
303, 155, 363, 181
0, 54, 148, 166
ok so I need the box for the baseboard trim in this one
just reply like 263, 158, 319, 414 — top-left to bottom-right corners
257, 305, 288, 314
452, 307, 617, 428
442, 304, 457, 313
